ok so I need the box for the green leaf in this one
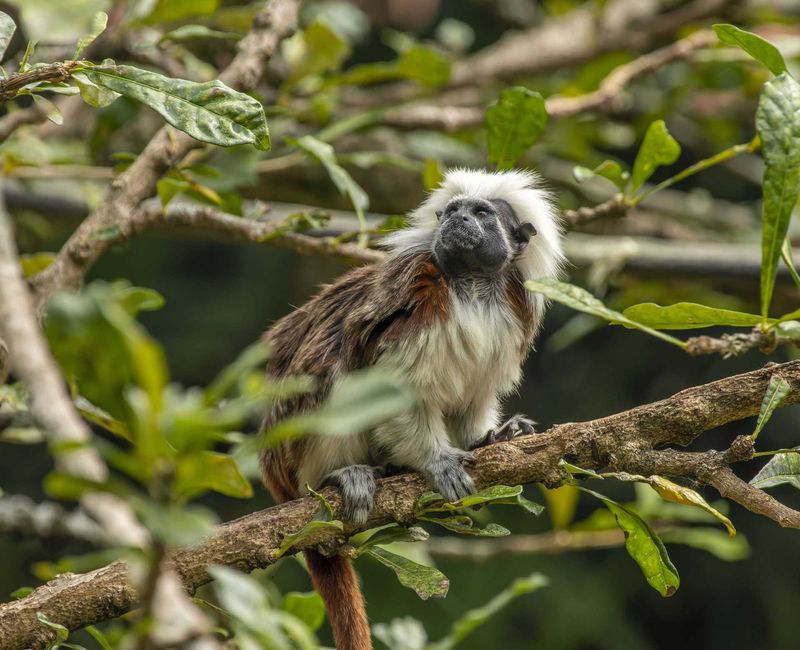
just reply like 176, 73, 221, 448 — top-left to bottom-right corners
337, 46, 450, 87
485, 86, 547, 171
204, 341, 271, 406
365, 547, 449, 600
36, 612, 68, 643
31, 95, 62, 125
0, 427, 47, 445
134, 500, 218, 547
781, 239, 800, 292
751, 449, 800, 490
422, 158, 444, 191
75, 396, 131, 440
573, 160, 629, 191
420, 515, 510, 537
117, 286, 165, 315
756, 74, 800, 319
287, 20, 351, 86
19, 252, 55, 278
74, 11, 108, 58
159, 25, 241, 44
18, 40, 35, 72
373, 618, 427, 650
559, 459, 604, 479
277, 520, 344, 558
268, 368, 414, 445
428, 573, 548, 650
287, 135, 368, 223
72, 71, 121, 108
0, 11, 16, 61
417, 484, 544, 516
353, 525, 429, 558
80, 62, 270, 150
581, 488, 680, 597
647, 475, 735, 536
209, 565, 270, 629
395, 47, 451, 87
621, 302, 766, 330
525, 278, 686, 349
630, 120, 681, 193
139, 0, 219, 25
44, 473, 110, 500
660, 527, 750, 562
713, 24, 787, 76
174, 451, 253, 499
11, 586, 33, 599
753, 375, 791, 439
282, 591, 326, 632
307, 485, 335, 521
85, 625, 114, 650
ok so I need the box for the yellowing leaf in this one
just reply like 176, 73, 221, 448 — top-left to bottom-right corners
648, 476, 735, 536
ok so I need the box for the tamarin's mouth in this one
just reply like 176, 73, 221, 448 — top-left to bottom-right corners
438, 223, 482, 250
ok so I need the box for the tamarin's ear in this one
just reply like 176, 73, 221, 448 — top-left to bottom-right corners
435, 210, 443, 220
516, 222, 537, 242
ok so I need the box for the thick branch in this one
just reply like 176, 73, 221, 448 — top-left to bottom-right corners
2, 360, 799, 649
28, 0, 301, 306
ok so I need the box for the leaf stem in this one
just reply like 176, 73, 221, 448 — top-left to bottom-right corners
631, 136, 761, 206
752, 448, 800, 458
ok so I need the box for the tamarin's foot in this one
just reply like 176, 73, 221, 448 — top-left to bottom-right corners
424, 449, 475, 502
322, 465, 379, 524
471, 414, 536, 450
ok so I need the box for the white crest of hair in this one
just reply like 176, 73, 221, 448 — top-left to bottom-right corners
383, 168, 565, 281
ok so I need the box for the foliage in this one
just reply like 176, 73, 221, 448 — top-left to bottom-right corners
2, 3, 800, 649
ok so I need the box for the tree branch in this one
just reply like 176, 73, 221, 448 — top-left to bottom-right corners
28, 0, 302, 307
0, 180, 148, 548
385, 29, 718, 131
2, 360, 799, 649
449, 0, 735, 86
427, 529, 631, 560
0, 62, 78, 102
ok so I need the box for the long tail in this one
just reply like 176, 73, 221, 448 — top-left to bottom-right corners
304, 549, 372, 650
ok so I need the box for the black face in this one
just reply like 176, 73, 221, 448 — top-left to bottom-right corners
432, 197, 536, 279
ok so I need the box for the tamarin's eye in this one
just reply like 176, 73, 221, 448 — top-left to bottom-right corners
475, 209, 488, 217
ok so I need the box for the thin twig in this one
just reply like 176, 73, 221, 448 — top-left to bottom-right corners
0, 62, 79, 101
427, 529, 630, 560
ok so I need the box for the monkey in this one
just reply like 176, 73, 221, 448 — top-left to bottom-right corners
260, 169, 564, 650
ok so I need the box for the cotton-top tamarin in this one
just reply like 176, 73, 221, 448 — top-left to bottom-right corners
261, 169, 564, 650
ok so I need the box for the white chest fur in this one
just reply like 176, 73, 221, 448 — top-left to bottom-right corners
380, 293, 526, 413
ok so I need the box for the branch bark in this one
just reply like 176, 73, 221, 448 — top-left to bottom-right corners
0, 62, 78, 102
2, 359, 799, 649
